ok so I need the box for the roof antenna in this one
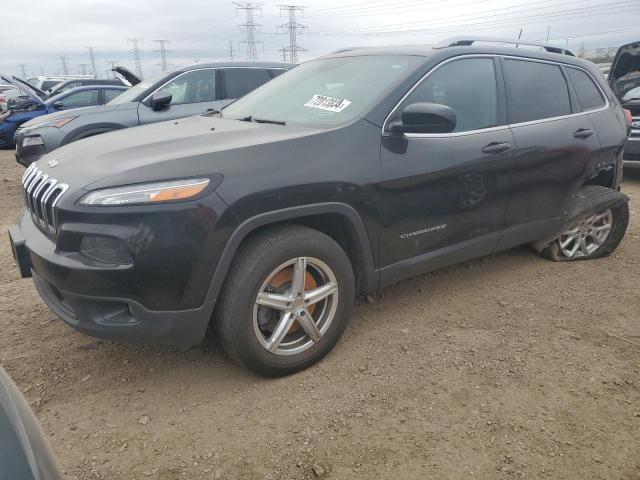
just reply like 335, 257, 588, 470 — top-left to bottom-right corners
516, 28, 523, 49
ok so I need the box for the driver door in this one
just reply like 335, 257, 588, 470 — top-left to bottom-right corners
377, 56, 514, 283
137, 68, 222, 125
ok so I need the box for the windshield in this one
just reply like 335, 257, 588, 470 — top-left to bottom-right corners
107, 71, 167, 105
623, 85, 640, 101
222, 55, 421, 126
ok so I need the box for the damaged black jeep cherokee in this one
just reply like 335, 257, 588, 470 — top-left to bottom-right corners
9, 38, 633, 376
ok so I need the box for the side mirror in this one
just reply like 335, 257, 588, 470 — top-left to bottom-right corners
389, 102, 457, 135
53, 101, 64, 110
150, 90, 172, 111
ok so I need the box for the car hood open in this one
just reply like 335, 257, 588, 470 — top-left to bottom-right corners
32, 114, 322, 192
112, 66, 141, 86
0, 75, 45, 106
609, 41, 640, 101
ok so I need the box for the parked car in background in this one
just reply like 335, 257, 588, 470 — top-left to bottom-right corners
15, 61, 292, 165
0, 84, 14, 110
0, 366, 63, 479
609, 41, 640, 161
27, 75, 94, 92
9, 38, 630, 376
0, 83, 127, 147
48, 77, 127, 96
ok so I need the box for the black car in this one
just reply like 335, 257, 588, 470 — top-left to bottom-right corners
9, 38, 631, 376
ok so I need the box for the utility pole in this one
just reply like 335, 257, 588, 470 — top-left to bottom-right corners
127, 37, 144, 79
154, 39, 171, 72
17, 62, 28, 78
57, 54, 70, 75
228, 40, 235, 61
234, 2, 263, 61
278, 46, 287, 62
86, 46, 98, 77
77, 63, 90, 75
277, 5, 307, 64
106, 60, 120, 78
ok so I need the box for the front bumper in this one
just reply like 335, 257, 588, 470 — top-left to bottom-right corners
9, 206, 225, 350
14, 129, 50, 166
624, 134, 640, 161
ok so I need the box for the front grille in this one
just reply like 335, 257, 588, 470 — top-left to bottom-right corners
21, 163, 69, 235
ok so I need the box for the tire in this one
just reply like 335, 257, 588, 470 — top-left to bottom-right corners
213, 224, 355, 376
539, 186, 629, 262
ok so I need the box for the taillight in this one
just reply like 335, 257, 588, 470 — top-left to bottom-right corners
0, 94, 6, 102
624, 109, 633, 126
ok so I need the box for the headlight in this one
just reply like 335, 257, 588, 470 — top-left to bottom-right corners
78, 178, 212, 206
28, 116, 77, 129
22, 135, 44, 147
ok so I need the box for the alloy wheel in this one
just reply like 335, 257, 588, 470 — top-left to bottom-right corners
558, 209, 613, 258
252, 257, 339, 356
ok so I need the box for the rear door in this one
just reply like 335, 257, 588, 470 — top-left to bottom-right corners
220, 68, 272, 107
497, 57, 601, 249
378, 56, 514, 281
56, 88, 101, 109
137, 68, 222, 125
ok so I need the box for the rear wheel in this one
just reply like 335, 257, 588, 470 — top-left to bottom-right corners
539, 187, 629, 262
214, 225, 355, 376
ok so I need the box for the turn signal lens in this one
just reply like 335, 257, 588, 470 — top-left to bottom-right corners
78, 178, 211, 206
624, 109, 633, 126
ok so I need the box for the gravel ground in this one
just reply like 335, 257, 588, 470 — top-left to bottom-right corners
1, 148, 639, 480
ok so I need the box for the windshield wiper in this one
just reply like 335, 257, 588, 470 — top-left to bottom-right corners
201, 108, 220, 117
239, 115, 286, 125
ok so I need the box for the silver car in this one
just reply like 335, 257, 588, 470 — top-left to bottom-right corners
15, 61, 292, 166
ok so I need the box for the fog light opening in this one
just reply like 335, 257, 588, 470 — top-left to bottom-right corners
79, 235, 132, 265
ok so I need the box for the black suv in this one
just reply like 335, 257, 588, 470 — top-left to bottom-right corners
9, 38, 632, 376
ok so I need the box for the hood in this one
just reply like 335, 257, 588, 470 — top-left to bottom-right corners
608, 41, 640, 101
0, 75, 45, 106
34, 114, 321, 191
112, 66, 141, 86
20, 103, 124, 129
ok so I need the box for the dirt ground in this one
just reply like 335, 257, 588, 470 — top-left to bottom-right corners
0, 148, 639, 480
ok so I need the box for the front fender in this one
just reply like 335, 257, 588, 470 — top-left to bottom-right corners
204, 202, 378, 304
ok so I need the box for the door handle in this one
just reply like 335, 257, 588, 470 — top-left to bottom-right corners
573, 128, 594, 139
481, 142, 511, 154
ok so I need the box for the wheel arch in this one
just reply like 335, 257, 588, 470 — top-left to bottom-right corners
62, 123, 125, 145
205, 203, 378, 304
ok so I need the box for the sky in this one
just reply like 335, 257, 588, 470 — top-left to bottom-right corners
1, 0, 638, 79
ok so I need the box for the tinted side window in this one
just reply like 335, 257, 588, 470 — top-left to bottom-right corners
103, 89, 123, 103
223, 68, 271, 99
269, 68, 287, 78
503, 59, 571, 124
566, 67, 605, 111
393, 57, 498, 132
160, 69, 216, 105
60, 89, 100, 107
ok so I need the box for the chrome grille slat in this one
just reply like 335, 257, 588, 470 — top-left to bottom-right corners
20, 166, 68, 235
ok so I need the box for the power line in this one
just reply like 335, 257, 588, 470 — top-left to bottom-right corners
278, 46, 288, 61
234, 2, 263, 60
229, 40, 235, 61
17, 62, 28, 78
127, 37, 144, 79
86, 46, 98, 77
77, 63, 90, 75
277, 5, 307, 63
154, 39, 171, 71
57, 54, 70, 75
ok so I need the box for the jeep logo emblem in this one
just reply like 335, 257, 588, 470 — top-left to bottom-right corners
47, 159, 59, 168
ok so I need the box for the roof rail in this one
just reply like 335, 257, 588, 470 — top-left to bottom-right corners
331, 47, 364, 54
436, 37, 575, 56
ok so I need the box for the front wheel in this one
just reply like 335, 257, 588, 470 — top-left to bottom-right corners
214, 225, 355, 376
